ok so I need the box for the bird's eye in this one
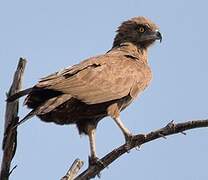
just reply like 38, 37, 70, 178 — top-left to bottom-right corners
138, 26, 145, 33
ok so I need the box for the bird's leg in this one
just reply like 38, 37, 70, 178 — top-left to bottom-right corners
113, 116, 134, 151
87, 125, 104, 167
87, 125, 97, 162
108, 104, 133, 151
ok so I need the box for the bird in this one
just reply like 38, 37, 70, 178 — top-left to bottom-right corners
7, 16, 162, 165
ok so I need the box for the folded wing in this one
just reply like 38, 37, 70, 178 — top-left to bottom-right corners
36, 53, 145, 105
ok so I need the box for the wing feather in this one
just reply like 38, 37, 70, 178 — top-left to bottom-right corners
36, 53, 147, 104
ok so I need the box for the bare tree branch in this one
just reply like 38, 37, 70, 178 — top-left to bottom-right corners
61, 159, 84, 180
0, 58, 27, 180
74, 119, 208, 180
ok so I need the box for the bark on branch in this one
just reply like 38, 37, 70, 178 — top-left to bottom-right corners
73, 119, 208, 180
61, 159, 84, 180
0, 58, 27, 180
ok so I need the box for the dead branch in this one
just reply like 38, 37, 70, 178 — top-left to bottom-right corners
61, 159, 84, 180
74, 119, 208, 180
0, 58, 27, 180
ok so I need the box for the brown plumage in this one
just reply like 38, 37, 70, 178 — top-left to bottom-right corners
7, 16, 162, 164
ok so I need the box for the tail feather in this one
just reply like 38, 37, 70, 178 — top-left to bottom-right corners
7, 88, 33, 102
13, 94, 72, 128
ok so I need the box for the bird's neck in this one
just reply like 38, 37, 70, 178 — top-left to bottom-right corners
111, 42, 148, 63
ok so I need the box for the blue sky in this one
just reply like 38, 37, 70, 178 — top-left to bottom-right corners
1, 0, 208, 179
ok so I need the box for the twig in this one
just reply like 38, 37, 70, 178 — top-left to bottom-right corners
9, 165, 17, 176
61, 159, 84, 180
74, 119, 208, 179
0, 58, 27, 180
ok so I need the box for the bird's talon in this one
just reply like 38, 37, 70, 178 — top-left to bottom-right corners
124, 134, 134, 152
88, 156, 105, 168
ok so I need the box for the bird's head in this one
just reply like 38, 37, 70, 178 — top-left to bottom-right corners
113, 16, 162, 49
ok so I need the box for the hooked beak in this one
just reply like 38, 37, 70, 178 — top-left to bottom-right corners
155, 30, 162, 43
139, 29, 162, 43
